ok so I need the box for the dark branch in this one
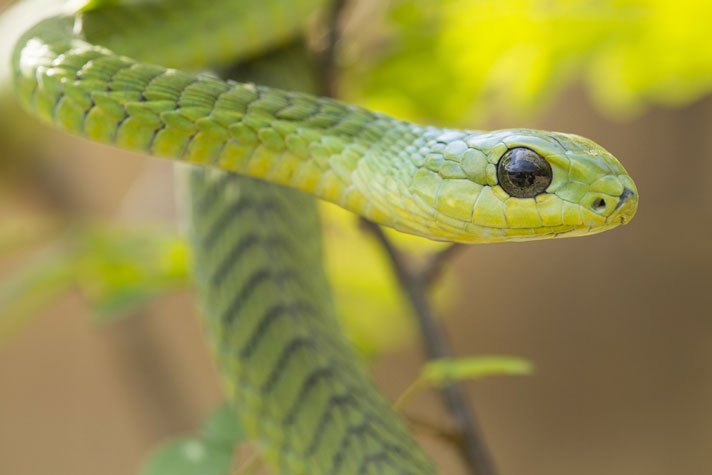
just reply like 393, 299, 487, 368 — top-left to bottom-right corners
361, 220, 497, 475
320, 0, 347, 97
405, 414, 462, 445
421, 243, 466, 288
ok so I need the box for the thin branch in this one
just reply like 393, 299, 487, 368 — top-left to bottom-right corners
320, 0, 347, 97
421, 243, 466, 287
361, 219, 497, 475
404, 414, 462, 445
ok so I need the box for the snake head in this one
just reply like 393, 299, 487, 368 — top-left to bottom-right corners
409, 128, 638, 243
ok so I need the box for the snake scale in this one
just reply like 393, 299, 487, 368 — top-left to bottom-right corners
7, 0, 638, 473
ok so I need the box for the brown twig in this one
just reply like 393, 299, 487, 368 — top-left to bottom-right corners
361, 220, 497, 475
320, 0, 347, 97
404, 414, 462, 445
421, 243, 466, 287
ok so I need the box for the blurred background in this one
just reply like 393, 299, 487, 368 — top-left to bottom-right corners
1, 0, 711, 474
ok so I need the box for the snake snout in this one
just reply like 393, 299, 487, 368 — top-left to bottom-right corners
615, 187, 636, 210
610, 186, 638, 225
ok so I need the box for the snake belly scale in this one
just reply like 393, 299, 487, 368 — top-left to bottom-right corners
9, 0, 638, 474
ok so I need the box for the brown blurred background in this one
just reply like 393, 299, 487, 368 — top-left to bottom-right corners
1, 1, 711, 475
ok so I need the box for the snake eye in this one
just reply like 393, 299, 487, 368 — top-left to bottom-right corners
497, 147, 552, 198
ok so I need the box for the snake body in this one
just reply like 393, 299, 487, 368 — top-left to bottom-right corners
8, 1, 638, 473
185, 44, 434, 474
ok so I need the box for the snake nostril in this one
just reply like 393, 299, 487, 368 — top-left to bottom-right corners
614, 187, 636, 211
592, 197, 606, 212
619, 187, 635, 203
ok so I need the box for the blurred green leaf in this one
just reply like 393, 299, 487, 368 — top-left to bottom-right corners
76, 0, 137, 12
422, 356, 534, 386
200, 403, 245, 448
0, 246, 76, 344
0, 223, 191, 344
394, 355, 532, 411
140, 403, 246, 475
0, 216, 58, 257
140, 436, 234, 475
345, 0, 712, 123
1, 210, 455, 358
74, 226, 190, 320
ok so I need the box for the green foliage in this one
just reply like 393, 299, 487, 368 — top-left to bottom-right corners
0, 212, 449, 357
76, 0, 138, 12
0, 209, 454, 359
73, 226, 188, 318
0, 245, 76, 343
421, 356, 534, 386
394, 355, 533, 411
0, 223, 190, 343
141, 437, 235, 475
346, 0, 712, 123
200, 403, 246, 448
140, 403, 246, 475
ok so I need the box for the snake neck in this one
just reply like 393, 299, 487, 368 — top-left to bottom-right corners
184, 41, 435, 475
13, 15, 492, 243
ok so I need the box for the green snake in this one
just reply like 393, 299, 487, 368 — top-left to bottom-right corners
7, 0, 638, 473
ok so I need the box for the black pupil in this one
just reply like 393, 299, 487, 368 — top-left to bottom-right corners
497, 147, 552, 198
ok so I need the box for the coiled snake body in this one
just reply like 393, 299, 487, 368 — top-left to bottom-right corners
8, 1, 638, 473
